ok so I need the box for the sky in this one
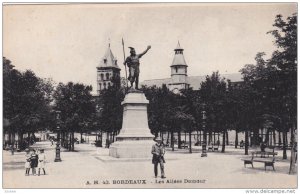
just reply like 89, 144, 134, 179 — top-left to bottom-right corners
3, 3, 297, 94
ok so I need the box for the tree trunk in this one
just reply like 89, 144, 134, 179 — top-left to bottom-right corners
17, 132, 22, 149
80, 132, 83, 143
226, 131, 229, 145
184, 132, 187, 144
278, 131, 282, 146
199, 130, 202, 144
272, 130, 276, 146
282, 130, 287, 159
71, 132, 75, 151
235, 131, 238, 149
221, 129, 226, 153
245, 130, 249, 155
189, 131, 192, 153
99, 131, 103, 147
213, 132, 216, 145
289, 125, 296, 174
161, 132, 164, 141
208, 131, 212, 144
171, 131, 174, 151
265, 128, 270, 146
178, 131, 181, 149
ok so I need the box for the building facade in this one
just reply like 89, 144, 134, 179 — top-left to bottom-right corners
141, 42, 242, 91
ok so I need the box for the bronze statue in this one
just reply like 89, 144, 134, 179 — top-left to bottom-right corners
124, 45, 151, 89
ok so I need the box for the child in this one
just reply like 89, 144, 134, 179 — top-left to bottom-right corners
37, 149, 46, 176
30, 149, 39, 175
24, 149, 31, 176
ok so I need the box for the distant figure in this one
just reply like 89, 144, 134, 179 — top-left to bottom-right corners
30, 149, 39, 175
38, 149, 46, 176
51, 139, 54, 146
260, 142, 267, 152
10, 144, 14, 155
24, 149, 31, 176
124, 45, 151, 89
240, 140, 245, 148
151, 137, 166, 179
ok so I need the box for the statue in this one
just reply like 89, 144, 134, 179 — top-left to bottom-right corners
124, 45, 151, 90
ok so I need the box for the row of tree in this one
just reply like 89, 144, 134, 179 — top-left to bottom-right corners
3, 14, 296, 160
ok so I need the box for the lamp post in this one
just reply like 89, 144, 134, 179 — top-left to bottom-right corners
54, 110, 62, 162
201, 103, 207, 157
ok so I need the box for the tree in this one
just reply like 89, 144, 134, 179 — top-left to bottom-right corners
199, 72, 229, 152
53, 82, 95, 151
3, 57, 54, 150
268, 13, 297, 163
97, 85, 124, 147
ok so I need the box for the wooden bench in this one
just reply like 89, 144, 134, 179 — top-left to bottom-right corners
242, 152, 276, 171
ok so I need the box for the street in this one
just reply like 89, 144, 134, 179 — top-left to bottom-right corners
3, 141, 297, 189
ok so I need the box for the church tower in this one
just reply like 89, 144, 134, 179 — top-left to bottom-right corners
96, 44, 121, 95
168, 41, 189, 93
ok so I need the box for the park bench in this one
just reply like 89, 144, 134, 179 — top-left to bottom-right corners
242, 152, 276, 171
207, 144, 219, 152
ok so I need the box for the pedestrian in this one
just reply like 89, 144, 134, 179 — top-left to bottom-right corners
151, 137, 166, 179
37, 149, 46, 176
51, 138, 54, 146
24, 148, 31, 176
30, 149, 39, 175
10, 144, 14, 155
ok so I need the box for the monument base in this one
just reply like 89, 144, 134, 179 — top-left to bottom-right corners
109, 140, 154, 158
108, 91, 154, 159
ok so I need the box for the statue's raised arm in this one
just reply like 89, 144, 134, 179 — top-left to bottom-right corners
138, 45, 151, 58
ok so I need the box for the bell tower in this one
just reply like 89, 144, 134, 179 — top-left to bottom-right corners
96, 44, 121, 95
168, 41, 189, 93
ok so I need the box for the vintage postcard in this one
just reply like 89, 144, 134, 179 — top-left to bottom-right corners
2, 3, 298, 190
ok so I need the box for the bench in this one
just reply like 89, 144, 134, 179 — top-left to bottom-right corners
242, 152, 276, 171
208, 144, 219, 152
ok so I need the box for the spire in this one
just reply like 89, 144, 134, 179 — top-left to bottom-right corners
174, 40, 184, 51
171, 41, 187, 67
98, 43, 120, 69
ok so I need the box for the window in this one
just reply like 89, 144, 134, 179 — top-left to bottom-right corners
106, 73, 110, 80
99, 83, 102, 90
175, 67, 178, 73
104, 59, 107, 64
103, 82, 106, 89
100, 74, 104, 81
108, 82, 111, 87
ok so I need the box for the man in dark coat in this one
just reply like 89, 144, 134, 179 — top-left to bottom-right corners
151, 137, 166, 178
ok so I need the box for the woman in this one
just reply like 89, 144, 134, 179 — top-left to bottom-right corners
30, 149, 39, 175
24, 149, 31, 176
37, 149, 46, 176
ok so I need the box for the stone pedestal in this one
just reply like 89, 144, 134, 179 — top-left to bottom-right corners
109, 90, 154, 158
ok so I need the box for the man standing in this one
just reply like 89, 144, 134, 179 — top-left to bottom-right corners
124, 45, 151, 90
151, 137, 166, 178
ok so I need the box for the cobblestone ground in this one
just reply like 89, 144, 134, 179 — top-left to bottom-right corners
2, 141, 297, 189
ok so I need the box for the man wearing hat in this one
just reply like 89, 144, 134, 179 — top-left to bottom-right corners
124, 45, 151, 89
151, 137, 166, 178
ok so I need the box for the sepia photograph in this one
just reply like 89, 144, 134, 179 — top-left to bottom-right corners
2, 2, 298, 190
